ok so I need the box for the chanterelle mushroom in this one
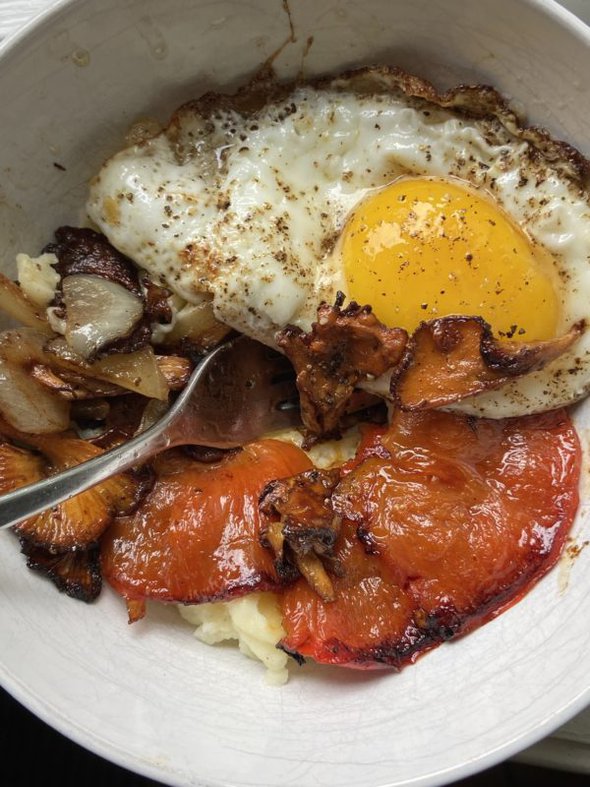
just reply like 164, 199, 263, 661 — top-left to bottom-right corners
259, 467, 342, 602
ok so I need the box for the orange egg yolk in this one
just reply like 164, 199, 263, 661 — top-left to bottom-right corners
341, 177, 559, 341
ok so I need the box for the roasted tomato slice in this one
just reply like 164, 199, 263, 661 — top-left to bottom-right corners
280, 409, 580, 667
101, 440, 312, 611
280, 519, 430, 669
334, 409, 580, 633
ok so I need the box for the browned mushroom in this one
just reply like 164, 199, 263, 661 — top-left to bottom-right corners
45, 226, 175, 360
260, 467, 342, 602
276, 294, 407, 439
0, 427, 152, 551
393, 316, 583, 410
20, 539, 102, 603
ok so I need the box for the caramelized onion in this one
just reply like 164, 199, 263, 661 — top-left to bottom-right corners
0, 354, 70, 433
90, 347, 169, 400
62, 274, 144, 359
155, 355, 193, 390
160, 298, 231, 350
0, 329, 168, 437
30, 364, 126, 400
46, 337, 169, 400
0, 272, 53, 334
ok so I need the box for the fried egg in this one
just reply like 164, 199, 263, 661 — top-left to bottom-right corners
86, 67, 590, 418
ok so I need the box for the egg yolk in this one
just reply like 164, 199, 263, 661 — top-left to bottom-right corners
341, 177, 559, 341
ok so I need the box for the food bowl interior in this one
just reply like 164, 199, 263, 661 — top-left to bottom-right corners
1, 1, 590, 786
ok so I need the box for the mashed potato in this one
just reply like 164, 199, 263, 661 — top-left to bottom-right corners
178, 591, 290, 685
177, 426, 361, 683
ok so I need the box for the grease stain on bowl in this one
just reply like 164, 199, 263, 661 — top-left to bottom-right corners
558, 422, 590, 592
579, 429, 590, 499
48, 30, 90, 66
209, 16, 229, 29
558, 536, 590, 593
137, 17, 168, 61
71, 49, 90, 67
0, 197, 33, 265
125, 117, 163, 146
254, 35, 271, 50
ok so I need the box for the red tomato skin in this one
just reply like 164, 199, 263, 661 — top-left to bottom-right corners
280, 519, 439, 670
281, 409, 581, 668
101, 440, 312, 605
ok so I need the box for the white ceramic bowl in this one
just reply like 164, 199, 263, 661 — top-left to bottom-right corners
1, 1, 590, 785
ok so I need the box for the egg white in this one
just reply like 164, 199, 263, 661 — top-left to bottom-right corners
86, 68, 590, 418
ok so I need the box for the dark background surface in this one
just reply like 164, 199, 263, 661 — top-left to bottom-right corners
1, 685, 588, 787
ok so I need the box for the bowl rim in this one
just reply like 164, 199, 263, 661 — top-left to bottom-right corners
1, 1, 590, 786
